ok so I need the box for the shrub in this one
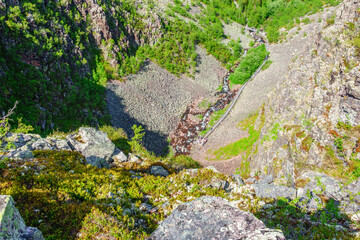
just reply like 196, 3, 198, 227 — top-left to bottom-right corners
229, 44, 268, 85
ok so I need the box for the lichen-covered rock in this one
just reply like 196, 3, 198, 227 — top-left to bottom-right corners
67, 127, 125, 168
149, 196, 285, 240
31, 139, 55, 151
0, 195, 44, 240
150, 166, 169, 177
45, 138, 71, 151
254, 184, 297, 200
1, 149, 34, 160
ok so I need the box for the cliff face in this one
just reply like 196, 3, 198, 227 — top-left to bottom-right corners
0, 0, 164, 131
250, 0, 360, 185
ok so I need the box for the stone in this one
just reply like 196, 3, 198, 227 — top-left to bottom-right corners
14, 150, 33, 159
258, 175, 274, 184
67, 127, 116, 168
205, 166, 219, 173
150, 166, 169, 177
232, 174, 244, 186
54, 139, 71, 150
0, 195, 44, 240
31, 138, 55, 150
207, 180, 230, 190
307, 195, 322, 211
140, 203, 153, 212
149, 196, 285, 240
351, 213, 360, 222
302, 172, 343, 200
1, 149, 34, 160
245, 177, 258, 184
253, 184, 297, 200
112, 148, 128, 164
128, 153, 141, 163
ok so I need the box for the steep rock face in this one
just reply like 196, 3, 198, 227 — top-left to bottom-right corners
0, 195, 44, 240
72, 0, 165, 69
149, 196, 285, 240
0, 0, 165, 131
250, 0, 360, 185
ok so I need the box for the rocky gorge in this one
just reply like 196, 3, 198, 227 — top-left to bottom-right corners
1, 0, 360, 239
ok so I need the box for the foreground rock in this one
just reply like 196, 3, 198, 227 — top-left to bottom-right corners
149, 196, 285, 240
67, 127, 127, 168
0, 195, 44, 240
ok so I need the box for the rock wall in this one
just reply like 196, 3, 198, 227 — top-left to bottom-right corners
250, 0, 360, 185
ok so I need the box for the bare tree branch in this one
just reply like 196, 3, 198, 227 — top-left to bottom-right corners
0, 101, 18, 141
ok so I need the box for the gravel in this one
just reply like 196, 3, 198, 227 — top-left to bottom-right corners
106, 46, 226, 155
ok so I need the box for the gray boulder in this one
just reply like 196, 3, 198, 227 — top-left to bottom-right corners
31, 138, 55, 151
149, 196, 285, 240
302, 172, 343, 200
0, 195, 44, 240
206, 180, 230, 191
254, 184, 297, 200
112, 148, 128, 164
45, 138, 71, 151
151, 166, 169, 177
232, 174, 244, 186
258, 175, 274, 184
5, 133, 40, 149
1, 148, 33, 160
67, 127, 127, 168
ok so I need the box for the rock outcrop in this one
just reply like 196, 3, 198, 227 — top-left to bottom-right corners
1, 127, 128, 168
67, 127, 127, 168
0, 195, 44, 240
249, 0, 360, 186
149, 196, 285, 240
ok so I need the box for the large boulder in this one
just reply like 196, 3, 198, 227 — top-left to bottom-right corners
0, 195, 44, 240
148, 196, 285, 240
67, 127, 127, 168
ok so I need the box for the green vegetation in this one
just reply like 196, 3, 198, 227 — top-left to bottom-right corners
210, 113, 260, 161
209, 110, 265, 178
0, 148, 352, 239
229, 44, 268, 85
237, 0, 340, 42
0, 150, 233, 239
99, 125, 131, 154
199, 106, 229, 136
262, 122, 283, 143
255, 197, 352, 239
261, 59, 273, 70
